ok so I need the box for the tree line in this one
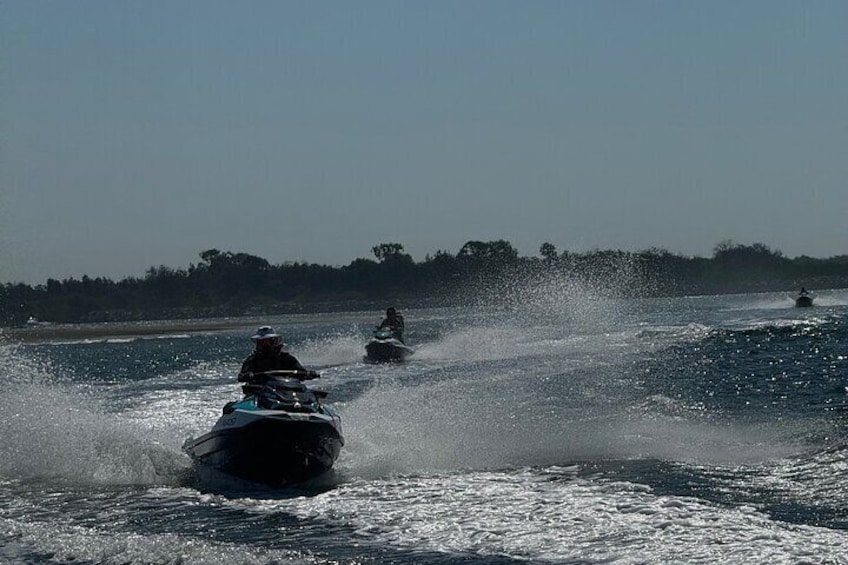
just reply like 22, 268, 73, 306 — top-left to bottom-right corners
2, 240, 847, 326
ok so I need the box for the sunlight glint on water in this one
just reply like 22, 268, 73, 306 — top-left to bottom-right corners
1, 290, 847, 563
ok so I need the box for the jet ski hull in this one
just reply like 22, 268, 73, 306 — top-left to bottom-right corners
364, 338, 414, 363
184, 409, 343, 487
796, 295, 814, 307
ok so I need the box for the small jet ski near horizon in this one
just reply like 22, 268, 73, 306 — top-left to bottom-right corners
795, 287, 814, 308
183, 370, 344, 487
364, 327, 415, 364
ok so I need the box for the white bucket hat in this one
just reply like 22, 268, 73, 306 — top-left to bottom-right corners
251, 326, 280, 341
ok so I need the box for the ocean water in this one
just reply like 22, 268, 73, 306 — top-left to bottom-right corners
1, 288, 847, 564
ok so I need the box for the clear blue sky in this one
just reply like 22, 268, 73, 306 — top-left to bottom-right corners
2, 1, 846, 284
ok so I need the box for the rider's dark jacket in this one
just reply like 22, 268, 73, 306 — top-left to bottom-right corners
239, 346, 307, 381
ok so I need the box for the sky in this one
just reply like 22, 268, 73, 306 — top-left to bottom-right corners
2, 1, 847, 284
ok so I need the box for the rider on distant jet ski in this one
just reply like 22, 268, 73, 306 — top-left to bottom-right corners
238, 326, 318, 381
379, 308, 405, 343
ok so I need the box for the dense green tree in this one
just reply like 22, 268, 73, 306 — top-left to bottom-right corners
458, 240, 519, 264
2, 240, 847, 326
371, 242, 409, 263
540, 242, 558, 262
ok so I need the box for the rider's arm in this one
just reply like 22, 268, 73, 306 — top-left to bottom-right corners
237, 356, 254, 381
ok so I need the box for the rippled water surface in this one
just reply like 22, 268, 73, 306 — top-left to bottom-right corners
2, 289, 847, 564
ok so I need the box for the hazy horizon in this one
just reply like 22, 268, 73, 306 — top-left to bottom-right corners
3, 1, 846, 285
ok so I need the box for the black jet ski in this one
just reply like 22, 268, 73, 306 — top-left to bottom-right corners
796, 294, 814, 307
183, 370, 343, 487
364, 327, 414, 363
795, 288, 814, 307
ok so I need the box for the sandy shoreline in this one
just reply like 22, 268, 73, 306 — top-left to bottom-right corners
1, 318, 263, 344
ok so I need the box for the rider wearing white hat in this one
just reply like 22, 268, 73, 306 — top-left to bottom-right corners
238, 326, 318, 381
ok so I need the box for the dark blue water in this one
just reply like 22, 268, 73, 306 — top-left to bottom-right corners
1, 290, 847, 564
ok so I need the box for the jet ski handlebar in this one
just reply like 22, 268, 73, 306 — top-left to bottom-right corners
238, 369, 320, 383
239, 370, 330, 400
